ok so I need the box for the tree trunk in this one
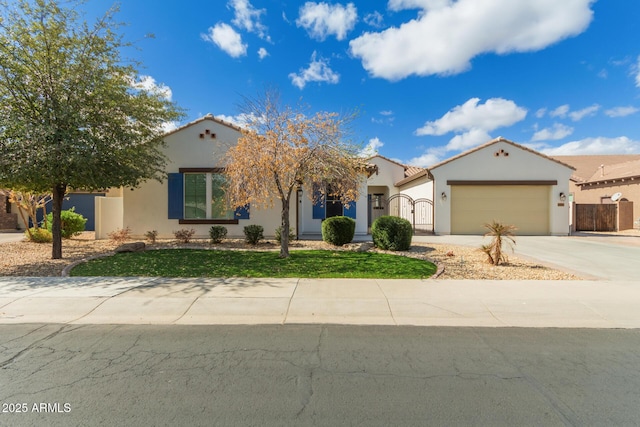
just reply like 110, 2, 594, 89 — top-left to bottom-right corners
280, 197, 290, 258
51, 183, 66, 259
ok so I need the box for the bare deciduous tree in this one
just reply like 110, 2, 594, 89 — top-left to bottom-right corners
224, 90, 363, 258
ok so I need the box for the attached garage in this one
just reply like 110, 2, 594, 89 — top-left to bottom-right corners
450, 183, 551, 235
430, 138, 574, 236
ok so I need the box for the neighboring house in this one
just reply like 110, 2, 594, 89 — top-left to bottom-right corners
427, 138, 574, 235
0, 192, 18, 230
552, 155, 640, 229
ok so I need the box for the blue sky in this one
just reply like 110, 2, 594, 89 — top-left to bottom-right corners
87, 0, 640, 166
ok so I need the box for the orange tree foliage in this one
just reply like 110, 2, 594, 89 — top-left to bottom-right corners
224, 91, 363, 258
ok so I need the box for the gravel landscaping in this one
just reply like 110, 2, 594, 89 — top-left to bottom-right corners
0, 232, 580, 279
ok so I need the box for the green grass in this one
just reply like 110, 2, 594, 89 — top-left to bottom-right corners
70, 249, 437, 279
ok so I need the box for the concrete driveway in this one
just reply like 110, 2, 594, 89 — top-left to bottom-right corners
414, 234, 640, 281
0, 231, 24, 244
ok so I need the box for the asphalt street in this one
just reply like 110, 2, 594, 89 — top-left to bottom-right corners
1, 324, 640, 426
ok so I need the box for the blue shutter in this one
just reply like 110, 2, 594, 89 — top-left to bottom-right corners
312, 186, 325, 219
343, 201, 356, 219
168, 173, 184, 219
234, 204, 250, 219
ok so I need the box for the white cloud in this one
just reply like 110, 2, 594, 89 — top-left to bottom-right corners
257, 47, 269, 60
569, 104, 600, 121
531, 123, 574, 141
535, 108, 547, 118
546, 103, 599, 121
296, 2, 358, 41
540, 137, 640, 156
605, 106, 639, 118
363, 11, 384, 28
549, 104, 570, 118
215, 113, 254, 128
130, 75, 172, 101
349, 0, 594, 80
416, 98, 527, 136
161, 121, 179, 133
388, 0, 452, 12
446, 129, 492, 151
635, 55, 640, 87
229, 0, 268, 39
288, 51, 340, 89
202, 23, 247, 58
371, 110, 395, 125
406, 146, 448, 167
361, 137, 384, 156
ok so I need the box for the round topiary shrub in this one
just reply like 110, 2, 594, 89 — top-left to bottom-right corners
209, 225, 227, 243
321, 216, 355, 246
45, 207, 87, 238
244, 224, 264, 245
371, 215, 413, 251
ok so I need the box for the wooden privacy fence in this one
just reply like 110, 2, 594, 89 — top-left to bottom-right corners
575, 204, 617, 231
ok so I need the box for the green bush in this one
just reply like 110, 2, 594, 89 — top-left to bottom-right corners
321, 216, 355, 246
274, 226, 295, 244
209, 226, 228, 244
45, 207, 87, 238
244, 225, 264, 245
25, 227, 52, 243
371, 216, 413, 251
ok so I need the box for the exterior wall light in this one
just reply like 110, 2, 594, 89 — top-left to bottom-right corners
441, 191, 447, 201
559, 192, 566, 202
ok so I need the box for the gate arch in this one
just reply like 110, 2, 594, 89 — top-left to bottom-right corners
384, 194, 433, 234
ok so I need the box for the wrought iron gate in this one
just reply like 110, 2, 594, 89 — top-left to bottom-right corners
369, 194, 433, 234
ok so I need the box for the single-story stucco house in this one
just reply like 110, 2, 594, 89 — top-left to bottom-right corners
94, 115, 428, 240
11, 115, 579, 239
551, 154, 640, 231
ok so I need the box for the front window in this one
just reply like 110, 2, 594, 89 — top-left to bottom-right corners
184, 173, 234, 220
326, 192, 344, 218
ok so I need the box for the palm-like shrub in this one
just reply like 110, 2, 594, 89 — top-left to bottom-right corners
481, 221, 516, 265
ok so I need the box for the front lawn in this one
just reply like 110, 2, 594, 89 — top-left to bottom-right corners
69, 249, 437, 279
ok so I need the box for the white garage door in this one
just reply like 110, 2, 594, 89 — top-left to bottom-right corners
451, 185, 550, 235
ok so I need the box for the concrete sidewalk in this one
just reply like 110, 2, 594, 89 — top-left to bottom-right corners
1, 277, 639, 328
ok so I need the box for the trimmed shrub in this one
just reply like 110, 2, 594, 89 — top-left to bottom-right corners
45, 207, 87, 238
274, 226, 295, 244
144, 230, 158, 244
209, 226, 227, 244
108, 227, 132, 244
372, 216, 413, 251
174, 228, 196, 243
244, 224, 264, 245
244, 225, 264, 245
25, 227, 52, 243
321, 216, 355, 246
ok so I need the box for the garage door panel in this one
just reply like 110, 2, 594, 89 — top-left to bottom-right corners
451, 185, 550, 235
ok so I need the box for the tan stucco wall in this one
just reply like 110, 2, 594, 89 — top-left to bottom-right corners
431, 140, 573, 235
398, 175, 433, 201
571, 180, 640, 223
115, 118, 288, 239
367, 157, 406, 197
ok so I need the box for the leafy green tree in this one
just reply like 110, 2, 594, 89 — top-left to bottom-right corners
0, 0, 183, 258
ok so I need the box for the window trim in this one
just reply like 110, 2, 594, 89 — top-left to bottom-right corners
174, 168, 242, 224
